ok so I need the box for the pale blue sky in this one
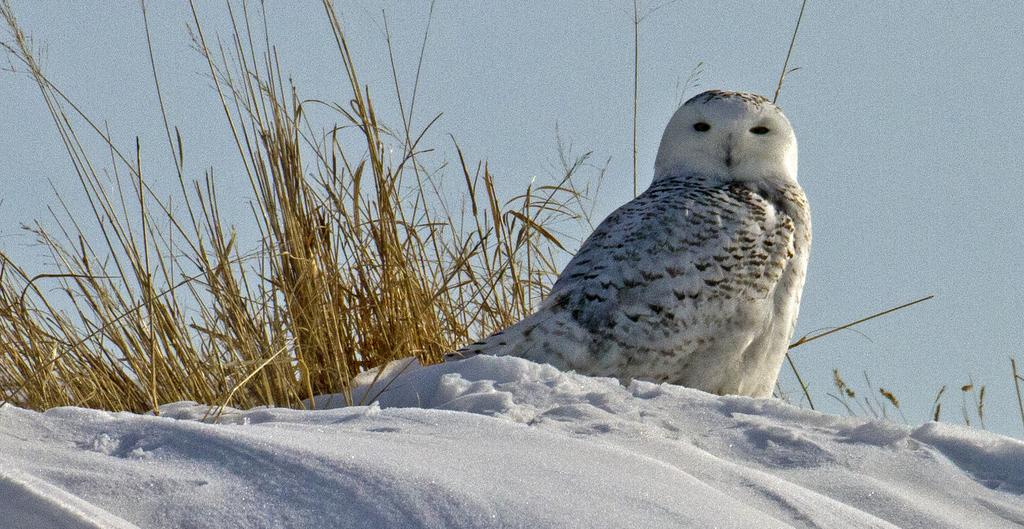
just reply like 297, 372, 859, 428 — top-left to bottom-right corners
2, 2, 1023, 435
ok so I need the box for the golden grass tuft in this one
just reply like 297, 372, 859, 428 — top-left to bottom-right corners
0, 0, 597, 414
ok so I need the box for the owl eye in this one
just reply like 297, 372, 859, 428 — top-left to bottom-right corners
749, 126, 770, 135
693, 122, 711, 132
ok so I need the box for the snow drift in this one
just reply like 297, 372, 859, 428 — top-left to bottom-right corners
1, 355, 1022, 528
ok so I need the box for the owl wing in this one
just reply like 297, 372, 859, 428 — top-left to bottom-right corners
549, 183, 795, 329
447, 182, 798, 374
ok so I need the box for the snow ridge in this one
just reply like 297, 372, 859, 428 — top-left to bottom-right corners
1, 355, 1022, 528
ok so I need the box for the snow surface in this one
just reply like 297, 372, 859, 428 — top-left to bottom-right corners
1, 355, 1022, 529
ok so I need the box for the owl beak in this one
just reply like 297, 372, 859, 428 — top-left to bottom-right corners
724, 133, 734, 168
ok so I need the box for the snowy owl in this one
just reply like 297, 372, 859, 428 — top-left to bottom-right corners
446, 90, 811, 397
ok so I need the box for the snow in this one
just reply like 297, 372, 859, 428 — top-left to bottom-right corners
1, 355, 1022, 528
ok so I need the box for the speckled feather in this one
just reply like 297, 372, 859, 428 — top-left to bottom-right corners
446, 90, 811, 397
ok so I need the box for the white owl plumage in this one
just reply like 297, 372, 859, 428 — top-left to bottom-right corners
446, 90, 811, 398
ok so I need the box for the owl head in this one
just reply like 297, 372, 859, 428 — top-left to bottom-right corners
654, 90, 798, 186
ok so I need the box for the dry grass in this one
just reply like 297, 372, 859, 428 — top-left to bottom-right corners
827, 368, 1001, 429
1013, 358, 1024, 430
0, 0, 598, 414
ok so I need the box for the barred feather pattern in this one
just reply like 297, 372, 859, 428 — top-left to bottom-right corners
448, 171, 810, 397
